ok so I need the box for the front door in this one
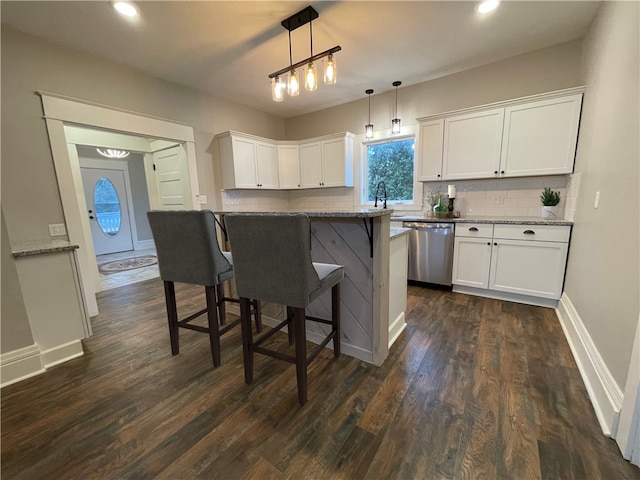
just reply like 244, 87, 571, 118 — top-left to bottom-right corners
81, 167, 134, 255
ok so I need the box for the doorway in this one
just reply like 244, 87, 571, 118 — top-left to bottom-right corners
41, 93, 201, 318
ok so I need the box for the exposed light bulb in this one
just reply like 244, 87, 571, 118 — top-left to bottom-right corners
113, 1, 139, 17
477, 0, 500, 14
288, 70, 300, 96
324, 54, 337, 85
272, 76, 284, 102
304, 62, 317, 91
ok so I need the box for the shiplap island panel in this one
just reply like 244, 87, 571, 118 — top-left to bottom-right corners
216, 209, 405, 366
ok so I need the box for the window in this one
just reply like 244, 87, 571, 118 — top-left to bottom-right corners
94, 177, 122, 237
364, 137, 416, 204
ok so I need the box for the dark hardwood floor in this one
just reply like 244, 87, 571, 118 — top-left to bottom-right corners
2, 279, 639, 479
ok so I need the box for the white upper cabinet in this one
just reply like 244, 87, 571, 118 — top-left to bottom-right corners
417, 118, 444, 181
500, 94, 582, 177
418, 88, 584, 182
219, 131, 353, 190
443, 108, 505, 180
300, 133, 354, 188
277, 144, 300, 189
219, 132, 279, 189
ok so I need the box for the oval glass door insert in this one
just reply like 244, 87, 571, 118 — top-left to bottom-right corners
94, 177, 122, 237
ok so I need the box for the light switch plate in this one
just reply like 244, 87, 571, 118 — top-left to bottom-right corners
49, 223, 67, 236
196, 195, 207, 205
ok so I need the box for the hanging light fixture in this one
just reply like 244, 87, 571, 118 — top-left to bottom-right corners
272, 75, 285, 102
391, 81, 402, 134
365, 89, 374, 139
268, 6, 341, 100
97, 148, 129, 158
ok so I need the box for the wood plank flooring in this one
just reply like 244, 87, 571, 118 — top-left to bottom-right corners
2, 279, 639, 479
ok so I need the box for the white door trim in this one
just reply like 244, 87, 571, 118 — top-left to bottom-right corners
616, 313, 640, 465
40, 93, 201, 317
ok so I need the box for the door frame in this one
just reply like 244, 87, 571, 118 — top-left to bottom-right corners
40, 92, 201, 317
80, 158, 137, 256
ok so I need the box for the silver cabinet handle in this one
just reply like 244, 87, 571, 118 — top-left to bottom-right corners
523, 229, 535, 235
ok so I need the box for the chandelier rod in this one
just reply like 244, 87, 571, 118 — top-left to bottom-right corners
268, 46, 341, 79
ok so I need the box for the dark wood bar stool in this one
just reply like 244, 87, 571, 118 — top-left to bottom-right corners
224, 213, 344, 405
147, 210, 261, 368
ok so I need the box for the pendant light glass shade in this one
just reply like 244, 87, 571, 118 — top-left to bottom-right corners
391, 118, 401, 134
324, 54, 337, 84
272, 76, 284, 101
391, 81, 402, 135
365, 89, 374, 139
288, 70, 300, 96
304, 62, 318, 91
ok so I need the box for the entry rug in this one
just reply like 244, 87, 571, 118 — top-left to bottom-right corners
98, 255, 158, 275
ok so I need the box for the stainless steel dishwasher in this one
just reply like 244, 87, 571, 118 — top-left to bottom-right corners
402, 222, 455, 286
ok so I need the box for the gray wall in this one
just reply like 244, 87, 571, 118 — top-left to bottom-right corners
564, 1, 640, 387
284, 40, 583, 139
127, 154, 153, 242
1, 209, 33, 354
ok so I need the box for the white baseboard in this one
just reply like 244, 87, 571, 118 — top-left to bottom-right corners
40, 340, 84, 368
1, 344, 45, 388
556, 292, 622, 436
134, 239, 155, 251
388, 312, 406, 348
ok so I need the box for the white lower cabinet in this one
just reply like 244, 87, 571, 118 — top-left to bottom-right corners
452, 222, 571, 303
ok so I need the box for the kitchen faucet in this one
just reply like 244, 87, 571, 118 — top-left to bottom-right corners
374, 181, 387, 209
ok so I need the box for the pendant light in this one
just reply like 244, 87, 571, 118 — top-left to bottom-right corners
286, 30, 299, 96
304, 17, 318, 91
324, 54, 337, 85
272, 75, 284, 102
391, 81, 402, 134
365, 89, 374, 139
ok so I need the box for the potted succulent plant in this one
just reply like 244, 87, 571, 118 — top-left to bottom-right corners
540, 187, 561, 218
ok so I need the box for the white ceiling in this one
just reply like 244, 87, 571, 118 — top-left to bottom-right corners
1, 1, 601, 119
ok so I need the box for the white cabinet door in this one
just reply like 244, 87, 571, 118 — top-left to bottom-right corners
443, 108, 504, 180
452, 237, 492, 289
322, 137, 347, 187
489, 239, 568, 299
278, 144, 300, 189
300, 141, 323, 188
500, 94, 582, 177
255, 141, 279, 189
230, 136, 257, 188
418, 119, 444, 181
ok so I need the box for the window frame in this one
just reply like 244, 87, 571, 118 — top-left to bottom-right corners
359, 127, 422, 210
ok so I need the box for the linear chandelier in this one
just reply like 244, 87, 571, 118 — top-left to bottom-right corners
269, 6, 341, 101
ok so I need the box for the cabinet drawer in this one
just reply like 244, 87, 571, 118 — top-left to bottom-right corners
455, 223, 494, 238
493, 224, 570, 242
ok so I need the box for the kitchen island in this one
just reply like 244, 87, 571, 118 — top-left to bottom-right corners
215, 209, 406, 366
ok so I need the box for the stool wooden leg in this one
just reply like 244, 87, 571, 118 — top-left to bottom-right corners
205, 286, 221, 367
253, 299, 263, 333
332, 283, 341, 358
293, 307, 308, 405
287, 306, 295, 346
239, 297, 254, 385
216, 283, 226, 325
163, 281, 179, 355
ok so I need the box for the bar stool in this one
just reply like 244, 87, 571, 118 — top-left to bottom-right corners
147, 210, 261, 368
224, 213, 344, 405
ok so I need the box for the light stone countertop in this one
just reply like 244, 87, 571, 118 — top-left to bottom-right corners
215, 208, 394, 219
391, 215, 573, 226
390, 227, 411, 240
12, 239, 79, 257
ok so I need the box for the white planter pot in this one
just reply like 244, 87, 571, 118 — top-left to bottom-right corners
541, 206, 560, 218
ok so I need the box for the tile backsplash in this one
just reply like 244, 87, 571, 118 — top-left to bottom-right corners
221, 175, 573, 220
423, 176, 569, 218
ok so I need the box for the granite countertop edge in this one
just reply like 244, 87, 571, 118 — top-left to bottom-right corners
391, 215, 573, 226
214, 209, 393, 218
390, 227, 411, 239
12, 239, 79, 257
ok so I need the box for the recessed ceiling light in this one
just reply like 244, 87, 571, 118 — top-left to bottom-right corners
477, 0, 500, 14
113, 1, 139, 18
